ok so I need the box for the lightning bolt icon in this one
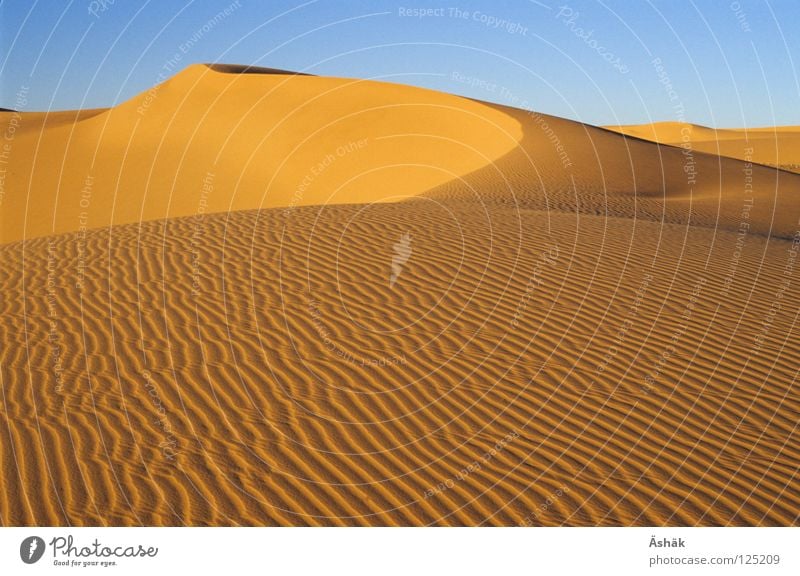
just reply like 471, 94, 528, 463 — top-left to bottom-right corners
29, 538, 38, 560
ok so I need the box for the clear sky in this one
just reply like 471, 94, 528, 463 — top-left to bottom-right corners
1, 0, 798, 127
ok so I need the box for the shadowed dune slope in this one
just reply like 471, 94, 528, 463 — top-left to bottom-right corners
206, 63, 313, 75
427, 108, 800, 238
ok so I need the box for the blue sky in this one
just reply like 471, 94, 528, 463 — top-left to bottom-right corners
1, 0, 797, 127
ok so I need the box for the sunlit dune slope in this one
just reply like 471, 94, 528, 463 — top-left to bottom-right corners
607, 121, 800, 174
2, 204, 798, 526
0, 63, 521, 242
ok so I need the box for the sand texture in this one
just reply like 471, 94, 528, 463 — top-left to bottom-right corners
1, 65, 798, 526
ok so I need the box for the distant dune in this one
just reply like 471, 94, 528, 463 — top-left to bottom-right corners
607, 121, 800, 174
1, 65, 798, 526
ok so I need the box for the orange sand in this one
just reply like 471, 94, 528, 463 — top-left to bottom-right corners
1, 66, 798, 526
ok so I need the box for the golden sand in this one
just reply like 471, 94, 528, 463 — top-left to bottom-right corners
1, 65, 798, 525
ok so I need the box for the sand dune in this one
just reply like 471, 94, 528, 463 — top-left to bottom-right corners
4, 65, 798, 243
1, 65, 799, 526
0, 63, 521, 243
607, 121, 800, 173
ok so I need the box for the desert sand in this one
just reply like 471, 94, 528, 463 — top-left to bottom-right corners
1, 64, 798, 526
607, 121, 800, 174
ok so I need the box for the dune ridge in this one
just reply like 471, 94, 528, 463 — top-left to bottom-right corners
4, 65, 799, 243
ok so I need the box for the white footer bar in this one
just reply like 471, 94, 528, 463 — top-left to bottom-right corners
1, 527, 796, 574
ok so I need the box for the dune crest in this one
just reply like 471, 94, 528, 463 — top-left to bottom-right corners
0, 63, 521, 243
